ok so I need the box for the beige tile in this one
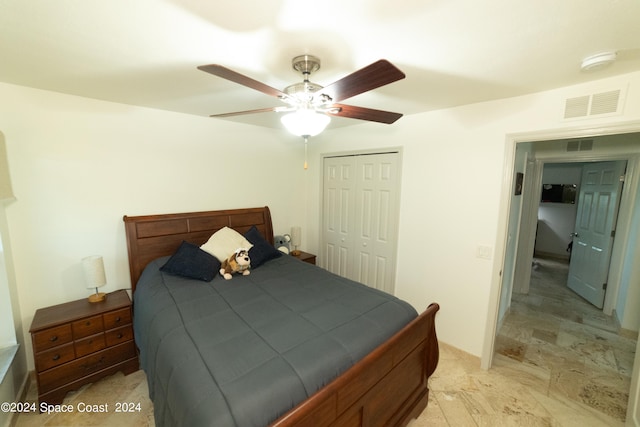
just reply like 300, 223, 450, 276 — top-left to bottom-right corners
434, 391, 479, 426
408, 392, 448, 426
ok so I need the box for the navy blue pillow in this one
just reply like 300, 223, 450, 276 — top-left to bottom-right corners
244, 226, 281, 268
160, 241, 220, 282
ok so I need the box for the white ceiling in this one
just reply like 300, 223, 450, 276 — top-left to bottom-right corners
2, 0, 640, 131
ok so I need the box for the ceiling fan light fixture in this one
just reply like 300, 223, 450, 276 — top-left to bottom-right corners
281, 109, 330, 137
580, 51, 617, 72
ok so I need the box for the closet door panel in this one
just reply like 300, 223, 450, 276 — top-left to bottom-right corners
323, 157, 356, 277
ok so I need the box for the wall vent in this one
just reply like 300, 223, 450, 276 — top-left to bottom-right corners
566, 139, 594, 152
564, 96, 590, 119
566, 140, 580, 151
563, 89, 623, 119
580, 139, 594, 151
590, 90, 620, 115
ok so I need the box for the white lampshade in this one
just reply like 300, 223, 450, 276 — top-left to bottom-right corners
290, 226, 301, 256
290, 226, 301, 247
281, 110, 330, 137
82, 255, 107, 303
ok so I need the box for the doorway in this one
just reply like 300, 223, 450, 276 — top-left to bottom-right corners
534, 160, 627, 310
511, 139, 638, 320
486, 128, 640, 423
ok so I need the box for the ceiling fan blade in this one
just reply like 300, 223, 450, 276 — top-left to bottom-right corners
327, 104, 403, 124
209, 106, 289, 118
319, 60, 405, 103
198, 64, 290, 100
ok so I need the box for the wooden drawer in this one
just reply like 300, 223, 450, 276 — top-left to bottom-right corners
32, 324, 73, 353
105, 325, 133, 347
38, 341, 136, 393
35, 343, 75, 372
103, 308, 131, 329
74, 332, 106, 358
72, 315, 104, 339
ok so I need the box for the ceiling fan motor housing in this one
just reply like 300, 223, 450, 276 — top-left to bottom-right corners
284, 55, 325, 103
292, 55, 321, 75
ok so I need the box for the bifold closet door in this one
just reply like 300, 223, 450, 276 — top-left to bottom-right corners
322, 152, 401, 294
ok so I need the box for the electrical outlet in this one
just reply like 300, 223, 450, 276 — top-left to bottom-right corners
477, 245, 493, 260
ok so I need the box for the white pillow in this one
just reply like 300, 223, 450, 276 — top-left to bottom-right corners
200, 227, 253, 262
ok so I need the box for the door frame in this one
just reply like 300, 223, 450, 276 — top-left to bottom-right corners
481, 119, 640, 423
480, 120, 640, 369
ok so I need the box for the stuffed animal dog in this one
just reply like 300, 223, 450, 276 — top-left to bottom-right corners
220, 248, 251, 280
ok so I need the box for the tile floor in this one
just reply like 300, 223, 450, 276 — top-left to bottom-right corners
13, 257, 637, 426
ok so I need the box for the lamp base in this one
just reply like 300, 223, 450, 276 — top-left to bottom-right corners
88, 292, 106, 303
291, 249, 301, 256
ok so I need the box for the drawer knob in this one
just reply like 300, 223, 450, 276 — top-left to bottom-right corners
49, 336, 58, 342
85, 321, 91, 326
52, 354, 60, 361
117, 333, 123, 339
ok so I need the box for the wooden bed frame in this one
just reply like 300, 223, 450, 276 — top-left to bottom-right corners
123, 206, 439, 427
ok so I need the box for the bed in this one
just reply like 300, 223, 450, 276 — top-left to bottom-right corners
123, 206, 439, 427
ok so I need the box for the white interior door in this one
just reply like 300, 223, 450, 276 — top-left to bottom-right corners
567, 160, 626, 308
322, 152, 401, 294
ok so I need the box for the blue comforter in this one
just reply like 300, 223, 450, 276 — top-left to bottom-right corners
134, 255, 417, 427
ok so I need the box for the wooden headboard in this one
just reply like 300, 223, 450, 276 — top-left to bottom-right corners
123, 206, 273, 291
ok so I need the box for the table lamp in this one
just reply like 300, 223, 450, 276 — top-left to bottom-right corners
291, 226, 301, 256
82, 255, 107, 303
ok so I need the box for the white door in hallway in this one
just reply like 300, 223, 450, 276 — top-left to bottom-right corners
568, 160, 626, 308
322, 152, 401, 294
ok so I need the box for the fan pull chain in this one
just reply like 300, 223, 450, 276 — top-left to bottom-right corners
304, 136, 309, 170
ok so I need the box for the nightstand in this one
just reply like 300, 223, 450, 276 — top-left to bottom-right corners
292, 250, 316, 265
29, 289, 139, 405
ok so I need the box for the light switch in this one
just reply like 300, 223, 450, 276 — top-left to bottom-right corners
477, 245, 492, 260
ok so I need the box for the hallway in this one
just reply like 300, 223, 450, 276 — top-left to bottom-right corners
495, 256, 637, 423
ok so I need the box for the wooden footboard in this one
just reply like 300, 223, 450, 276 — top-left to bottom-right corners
271, 303, 440, 427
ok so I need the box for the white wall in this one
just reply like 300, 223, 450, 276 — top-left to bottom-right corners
307, 70, 640, 357
0, 82, 308, 371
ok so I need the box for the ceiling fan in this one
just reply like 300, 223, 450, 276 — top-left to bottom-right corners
197, 55, 406, 137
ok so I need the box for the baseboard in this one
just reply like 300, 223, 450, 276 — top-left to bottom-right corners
533, 251, 570, 261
